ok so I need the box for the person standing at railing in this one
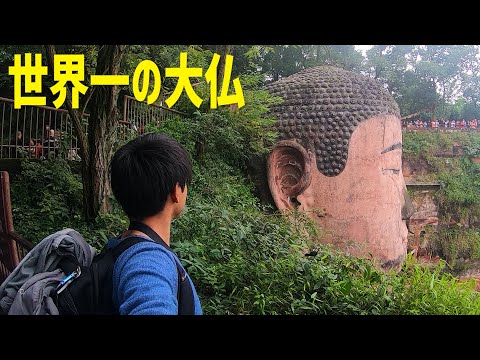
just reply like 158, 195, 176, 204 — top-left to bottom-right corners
28, 139, 43, 159
7, 131, 22, 158
28, 139, 35, 158
42, 129, 58, 159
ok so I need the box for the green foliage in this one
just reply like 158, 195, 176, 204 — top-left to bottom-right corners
249, 45, 365, 83
402, 131, 440, 159
438, 169, 480, 207
0, 45, 44, 96
390, 255, 480, 314
403, 132, 480, 207
431, 228, 480, 267
463, 133, 480, 156
174, 191, 480, 314
11, 159, 83, 242
404, 130, 480, 270
365, 45, 478, 118
10, 159, 127, 250
146, 80, 282, 168
436, 155, 480, 213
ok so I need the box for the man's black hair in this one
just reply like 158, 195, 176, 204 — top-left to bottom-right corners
110, 133, 192, 220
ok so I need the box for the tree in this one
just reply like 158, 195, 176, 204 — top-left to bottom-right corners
255, 45, 308, 82
364, 45, 477, 120
365, 45, 433, 118
45, 45, 127, 222
416, 45, 477, 118
0, 45, 44, 98
246, 45, 364, 83
308, 45, 364, 71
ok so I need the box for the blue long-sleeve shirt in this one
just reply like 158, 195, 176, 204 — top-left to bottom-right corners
107, 236, 202, 315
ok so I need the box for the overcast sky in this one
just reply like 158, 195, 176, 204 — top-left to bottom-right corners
354, 45, 373, 55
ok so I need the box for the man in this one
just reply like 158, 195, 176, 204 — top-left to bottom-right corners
264, 65, 414, 269
108, 133, 202, 315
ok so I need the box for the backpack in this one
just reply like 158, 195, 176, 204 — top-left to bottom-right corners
1, 222, 195, 315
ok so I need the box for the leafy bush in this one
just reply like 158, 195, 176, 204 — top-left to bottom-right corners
429, 227, 480, 268
173, 191, 480, 314
10, 159, 83, 242
402, 131, 440, 159
10, 159, 127, 250
146, 73, 282, 169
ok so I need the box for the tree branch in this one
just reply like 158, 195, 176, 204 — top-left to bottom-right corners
401, 108, 432, 120
81, 86, 95, 116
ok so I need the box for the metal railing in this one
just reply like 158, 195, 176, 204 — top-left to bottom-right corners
403, 127, 480, 134
119, 95, 188, 141
0, 95, 188, 159
0, 97, 88, 161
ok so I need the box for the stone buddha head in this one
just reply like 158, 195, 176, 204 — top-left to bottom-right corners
265, 66, 414, 269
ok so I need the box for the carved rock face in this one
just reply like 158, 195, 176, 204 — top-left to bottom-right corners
265, 66, 400, 176
265, 66, 412, 269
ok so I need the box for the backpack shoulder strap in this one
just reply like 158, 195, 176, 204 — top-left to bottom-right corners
126, 221, 195, 315
174, 257, 195, 315
111, 236, 150, 262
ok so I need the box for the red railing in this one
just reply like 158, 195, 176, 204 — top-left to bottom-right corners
0, 171, 33, 284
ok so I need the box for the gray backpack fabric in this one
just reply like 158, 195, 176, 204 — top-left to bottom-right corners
9, 269, 65, 315
0, 228, 96, 315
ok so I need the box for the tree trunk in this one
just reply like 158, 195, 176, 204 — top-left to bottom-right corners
442, 80, 446, 116
45, 44, 127, 222
215, 45, 233, 94
44, 45, 93, 220
87, 45, 127, 219
431, 78, 438, 123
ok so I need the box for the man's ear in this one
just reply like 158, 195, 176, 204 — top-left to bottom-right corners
170, 183, 180, 203
267, 140, 312, 211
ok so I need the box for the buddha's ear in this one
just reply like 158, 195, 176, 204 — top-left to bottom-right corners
267, 140, 312, 211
